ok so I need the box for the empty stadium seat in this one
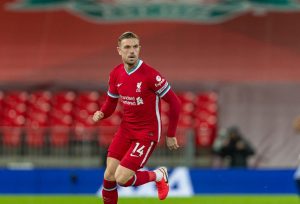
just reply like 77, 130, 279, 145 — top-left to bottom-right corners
50, 127, 70, 147
26, 128, 45, 148
97, 126, 117, 147
0, 89, 219, 152
2, 127, 22, 147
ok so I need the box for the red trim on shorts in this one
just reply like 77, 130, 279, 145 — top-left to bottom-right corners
107, 151, 123, 161
120, 159, 141, 172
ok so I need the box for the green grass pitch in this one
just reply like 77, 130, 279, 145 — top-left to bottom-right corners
0, 195, 298, 204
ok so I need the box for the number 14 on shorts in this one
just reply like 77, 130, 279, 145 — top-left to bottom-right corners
130, 142, 145, 157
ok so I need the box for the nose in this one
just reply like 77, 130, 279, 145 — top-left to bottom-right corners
129, 47, 135, 54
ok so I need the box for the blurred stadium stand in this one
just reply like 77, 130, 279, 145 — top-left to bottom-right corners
0, 85, 218, 167
1, 83, 300, 168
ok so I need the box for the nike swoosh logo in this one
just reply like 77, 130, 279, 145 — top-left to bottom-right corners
117, 83, 122, 87
130, 153, 139, 157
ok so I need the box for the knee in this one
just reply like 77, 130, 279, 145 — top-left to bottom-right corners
104, 168, 116, 181
115, 172, 131, 186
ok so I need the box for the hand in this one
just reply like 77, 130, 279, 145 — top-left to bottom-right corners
93, 111, 104, 122
166, 137, 179, 150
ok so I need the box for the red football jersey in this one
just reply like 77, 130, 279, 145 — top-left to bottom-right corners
107, 60, 170, 142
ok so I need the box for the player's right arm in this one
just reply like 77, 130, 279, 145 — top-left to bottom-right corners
93, 96, 118, 122
93, 69, 119, 122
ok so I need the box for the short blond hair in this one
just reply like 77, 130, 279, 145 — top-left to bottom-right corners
118, 31, 140, 46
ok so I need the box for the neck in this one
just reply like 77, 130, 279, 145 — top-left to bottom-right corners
124, 60, 139, 72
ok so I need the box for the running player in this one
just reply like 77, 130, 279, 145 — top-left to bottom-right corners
93, 31, 181, 204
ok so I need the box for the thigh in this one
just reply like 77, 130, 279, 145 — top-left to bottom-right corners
107, 130, 131, 161
120, 139, 157, 172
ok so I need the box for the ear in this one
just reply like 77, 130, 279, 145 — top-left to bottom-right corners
117, 46, 122, 55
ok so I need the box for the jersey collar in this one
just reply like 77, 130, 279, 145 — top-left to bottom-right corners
125, 59, 143, 75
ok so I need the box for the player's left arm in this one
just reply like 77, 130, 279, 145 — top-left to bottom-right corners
148, 67, 181, 150
162, 89, 181, 150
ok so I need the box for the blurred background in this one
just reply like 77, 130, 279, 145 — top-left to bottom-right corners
1, 0, 300, 202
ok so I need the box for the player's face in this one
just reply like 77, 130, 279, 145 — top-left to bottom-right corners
117, 38, 141, 67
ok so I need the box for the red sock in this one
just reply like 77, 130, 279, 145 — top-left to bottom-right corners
121, 170, 156, 187
102, 179, 118, 204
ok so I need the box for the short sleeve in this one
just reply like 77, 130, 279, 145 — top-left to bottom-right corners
149, 69, 171, 98
107, 70, 119, 98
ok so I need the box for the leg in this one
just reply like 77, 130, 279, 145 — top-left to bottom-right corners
104, 157, 119, 181
101, 129, 132, 204
114, 139, 170, 200
115, 164, 169, 200
102, 157, 119, 204
114, 164, 159, 187
115, 163, 165, 187
114, 165, 135, 185
115, 139, 157, 187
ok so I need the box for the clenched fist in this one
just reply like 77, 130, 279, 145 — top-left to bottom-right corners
93, 111, 104, 122
166, 137, 179, 150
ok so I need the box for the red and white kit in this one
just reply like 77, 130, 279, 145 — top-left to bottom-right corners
108, 59, 170, 142
101, 59, 179, 170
